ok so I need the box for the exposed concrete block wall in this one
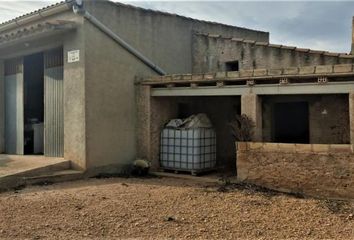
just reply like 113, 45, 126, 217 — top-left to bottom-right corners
241, 94, 262, 141
193, 34, 354, 73
237, 142, 354, 199
262, 95, 350, 144
84, 1, 269, 75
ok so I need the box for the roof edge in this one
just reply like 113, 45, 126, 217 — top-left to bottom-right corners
0, 2, 71, 33
195, 32, 354, 57
112, 1, 269, 36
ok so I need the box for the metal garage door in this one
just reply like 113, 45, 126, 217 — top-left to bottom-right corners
44, 48, 64, 157
4, 58, 24, 155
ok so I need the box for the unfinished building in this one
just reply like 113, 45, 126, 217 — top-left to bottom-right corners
138, 18, 354, 198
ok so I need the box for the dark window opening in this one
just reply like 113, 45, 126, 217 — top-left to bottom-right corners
225, 61, 239, 71
273, 102, 309, 144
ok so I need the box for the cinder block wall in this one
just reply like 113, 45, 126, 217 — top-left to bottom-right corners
237, 142, 354, 199
193, 34, 354, 73
262, 94, 350, 144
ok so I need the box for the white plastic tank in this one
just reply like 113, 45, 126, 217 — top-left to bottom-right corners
160, 128, 216, 173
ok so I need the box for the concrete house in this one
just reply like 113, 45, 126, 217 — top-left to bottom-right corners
0, 0, 268, 177
2, 0, 354, 199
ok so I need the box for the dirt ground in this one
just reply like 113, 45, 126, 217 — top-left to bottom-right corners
0, 177, 354, 240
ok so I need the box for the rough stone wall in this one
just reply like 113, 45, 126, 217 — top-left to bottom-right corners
237, 142, 354, 199
262, 94, 350, 144
193, 34, 354, 73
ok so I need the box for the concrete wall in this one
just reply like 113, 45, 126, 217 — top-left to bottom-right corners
193, 34, 354, 73
237, 142, 354, 199
84, 19, 158, 170
63, 18, 87, 170
84, 1, 269, 75
262, 95, 350, 144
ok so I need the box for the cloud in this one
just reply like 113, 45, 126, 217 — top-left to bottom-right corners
0, 1, 56, 23
0, 1, 353, 53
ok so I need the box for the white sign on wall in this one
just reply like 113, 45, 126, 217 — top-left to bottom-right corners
68, 50, 80, 63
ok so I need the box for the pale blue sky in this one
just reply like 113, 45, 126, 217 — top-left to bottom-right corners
0, 1, 353, 53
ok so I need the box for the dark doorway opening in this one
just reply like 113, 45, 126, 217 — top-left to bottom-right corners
273, 102, 309, 143
24, 53, 44, 154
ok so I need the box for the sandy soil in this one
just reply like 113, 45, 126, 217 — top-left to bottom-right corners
0, 176, 354, 240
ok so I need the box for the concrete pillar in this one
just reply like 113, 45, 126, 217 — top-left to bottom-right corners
136, 85, 152, 161
349, 93, 354, 144
241, 94, 262, 141
0, 60, 4, 153
136, 86, 179, 170
63, 29, 87, 170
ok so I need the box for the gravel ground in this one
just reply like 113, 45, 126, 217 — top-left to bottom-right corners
0, 176, 354, 239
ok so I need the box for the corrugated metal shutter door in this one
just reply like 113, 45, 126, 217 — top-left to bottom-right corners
44, 48, 64, 157
4, 58, 24, 155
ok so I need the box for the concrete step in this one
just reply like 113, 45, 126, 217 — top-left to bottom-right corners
23, 169, 84, 186
16, 159, 71, 178
0, 159, 73, 191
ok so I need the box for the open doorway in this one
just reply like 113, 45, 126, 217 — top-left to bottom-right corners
23, 53, 44, 155
273, 102, 309, 143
